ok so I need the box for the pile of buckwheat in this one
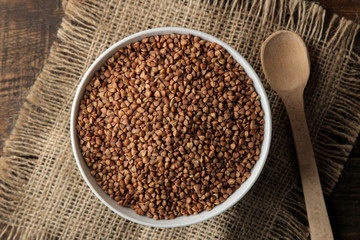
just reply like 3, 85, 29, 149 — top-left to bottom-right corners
77, 34, 265, 220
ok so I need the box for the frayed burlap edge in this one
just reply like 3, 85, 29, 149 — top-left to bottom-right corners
0, 0, 359, 239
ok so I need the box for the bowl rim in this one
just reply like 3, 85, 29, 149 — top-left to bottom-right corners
70, 27, 272, 228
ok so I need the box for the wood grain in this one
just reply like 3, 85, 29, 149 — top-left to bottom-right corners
0, 0, 63, 152
0, 0, 359, 239
317, 0, 360, 21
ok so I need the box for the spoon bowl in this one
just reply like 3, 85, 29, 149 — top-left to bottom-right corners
261, 31, 310, 94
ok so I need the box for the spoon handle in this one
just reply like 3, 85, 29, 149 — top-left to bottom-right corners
283, 90, 333, 240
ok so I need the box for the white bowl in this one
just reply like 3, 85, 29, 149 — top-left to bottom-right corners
70, 27, 272, 228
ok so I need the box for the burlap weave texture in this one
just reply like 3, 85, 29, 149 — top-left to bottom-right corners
0, 0, 359, 239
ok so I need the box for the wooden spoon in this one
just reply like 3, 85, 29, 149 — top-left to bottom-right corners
261, 31, 333, 240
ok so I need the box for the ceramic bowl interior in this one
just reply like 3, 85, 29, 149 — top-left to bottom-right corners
70, 27, 272, 228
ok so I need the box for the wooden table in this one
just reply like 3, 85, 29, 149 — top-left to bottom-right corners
0, 0, 359, 239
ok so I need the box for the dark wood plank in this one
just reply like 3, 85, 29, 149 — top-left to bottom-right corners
317, 0, 360, 21
328, 146, 360, 240
0, 0, 359, 239
0, 0, 63, 152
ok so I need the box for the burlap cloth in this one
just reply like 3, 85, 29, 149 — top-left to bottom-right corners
0, 0, 359, 239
